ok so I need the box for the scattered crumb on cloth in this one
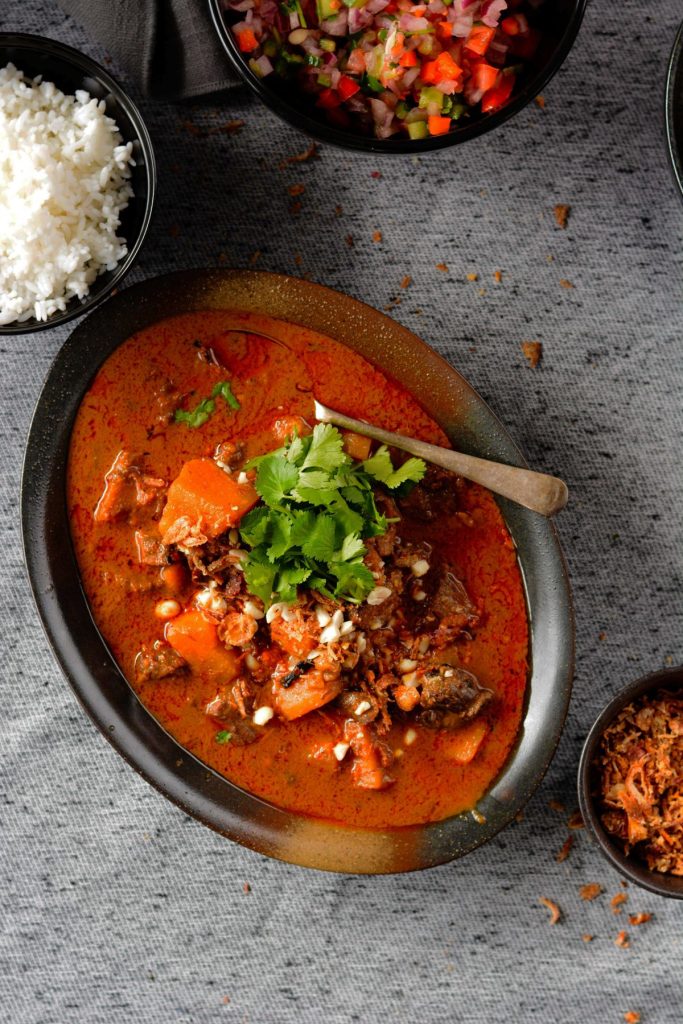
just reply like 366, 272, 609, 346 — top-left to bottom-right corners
580, 883, 603, 902
278, 143, 319, 169
521, 341, 542, 368
611, 892, 628, 914
554, 204, 571, 229
539, 897, 561, 925
556, 836, 574, 863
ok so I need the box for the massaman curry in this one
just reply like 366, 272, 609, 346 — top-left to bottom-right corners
67, 310, 529, 828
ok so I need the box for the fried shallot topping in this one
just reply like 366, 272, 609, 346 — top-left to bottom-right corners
595, 689, 683, 876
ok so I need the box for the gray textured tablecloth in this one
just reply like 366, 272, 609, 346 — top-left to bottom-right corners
1, 2, 682, 1022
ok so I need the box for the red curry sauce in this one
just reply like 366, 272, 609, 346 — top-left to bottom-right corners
67, 310, 528, 828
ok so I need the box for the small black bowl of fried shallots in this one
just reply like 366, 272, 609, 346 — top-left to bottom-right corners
578, 666, 683, 900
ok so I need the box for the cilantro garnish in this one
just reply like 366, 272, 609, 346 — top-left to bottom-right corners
174, 380, 240, 428
239, 424, 425, 607
215, 730, 233, 744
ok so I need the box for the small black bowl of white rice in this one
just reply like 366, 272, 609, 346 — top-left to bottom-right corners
0, 33, 156, 333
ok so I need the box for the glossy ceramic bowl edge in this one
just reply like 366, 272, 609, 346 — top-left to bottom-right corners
22, 268, 574, 873
0, 33, 157, 334
578, 665, 683, 899
665, 20, 683, 199
207, 0, 587, 154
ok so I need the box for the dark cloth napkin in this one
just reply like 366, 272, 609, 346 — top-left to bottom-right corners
58, 0, 241, 98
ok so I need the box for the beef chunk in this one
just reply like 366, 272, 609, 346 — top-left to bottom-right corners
417, 665, 492, 728
424, 569, 479, 647
94, 451, 166, 524
134, 530, 169, 566
134, 640, 186, 683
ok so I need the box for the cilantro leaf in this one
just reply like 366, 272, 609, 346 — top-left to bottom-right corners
275, 565, 312, 603
301, 514, 337, 562
174, 397, 215, 429
338, 532, 366, 562
362, 445, 393, 483
363, 446, 426, 488
329, 561, 376, 603
266, 513, 292, 560
239, 506, 271, 547
243, 554, 277, 606
301, 423, 348, 472
215, 730, 233, 744
211, 380, 240, 410
174, 379, 239, 428
255, 453, 300, 504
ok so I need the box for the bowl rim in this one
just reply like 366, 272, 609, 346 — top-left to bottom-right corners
577, 664, 683, 899
21, 267, 574, 873
0, 31, 157, 335
207, 0, 587, 154
665, 19, 683, 200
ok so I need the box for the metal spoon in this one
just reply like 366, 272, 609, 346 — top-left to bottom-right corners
314, 399, 568, 517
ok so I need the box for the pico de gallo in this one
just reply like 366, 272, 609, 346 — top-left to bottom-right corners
226, 0, 541, 139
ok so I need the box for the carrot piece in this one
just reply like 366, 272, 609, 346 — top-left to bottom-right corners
428, 115, 451, 136
166, 610, 240, 680
464, 25, 495, 56
272, 664, 343, 720
341, 430, 372, 461
159, 459, 258, 540
235, 28, 259, 53
440, 720, 488, 764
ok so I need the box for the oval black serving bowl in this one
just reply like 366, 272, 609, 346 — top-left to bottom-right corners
578, 665, 683, 900
0, 33, 156, 335
22, 269, 574, 873
208, 0, 587, 154
666, 20, 683, 199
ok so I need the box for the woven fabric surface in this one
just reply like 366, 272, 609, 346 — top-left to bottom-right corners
1, 1, 682, 1022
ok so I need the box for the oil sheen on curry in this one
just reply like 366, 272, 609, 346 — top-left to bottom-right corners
67, 311, 529, 829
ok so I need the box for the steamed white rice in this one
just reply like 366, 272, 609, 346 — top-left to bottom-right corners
0, 63, 134, 325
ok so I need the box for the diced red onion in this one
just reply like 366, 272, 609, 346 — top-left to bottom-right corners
321, 12, 349, 35
253, 54, 274, 76
366, 0, 391, 13
399, 14, 430, 31
481, 0, 507, 27
452, 14, 473, 37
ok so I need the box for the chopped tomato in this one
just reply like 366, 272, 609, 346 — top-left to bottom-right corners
235, 28, 259, 53
472, 62, 499, 94
346, 48, 367, 75
422, 51, 462, 86
317, 87, 341, 110
399, 49, 419, 68
428, 114, 451, 136
464, 25, 495, 56
481, 73, 515, 113
337, 75, 361, 102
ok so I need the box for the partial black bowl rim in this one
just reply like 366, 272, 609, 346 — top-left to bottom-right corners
0, 32, 157, 335
207, 0, 587, 154
665, 19, 683, 199
578, 664, 683, 899
22, 268, 574, 873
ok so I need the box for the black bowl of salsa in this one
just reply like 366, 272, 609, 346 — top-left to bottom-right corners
208, 0, 586, 153
22, 269, 574, 872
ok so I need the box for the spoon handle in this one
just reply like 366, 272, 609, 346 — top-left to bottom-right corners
314, 400, 568, 518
